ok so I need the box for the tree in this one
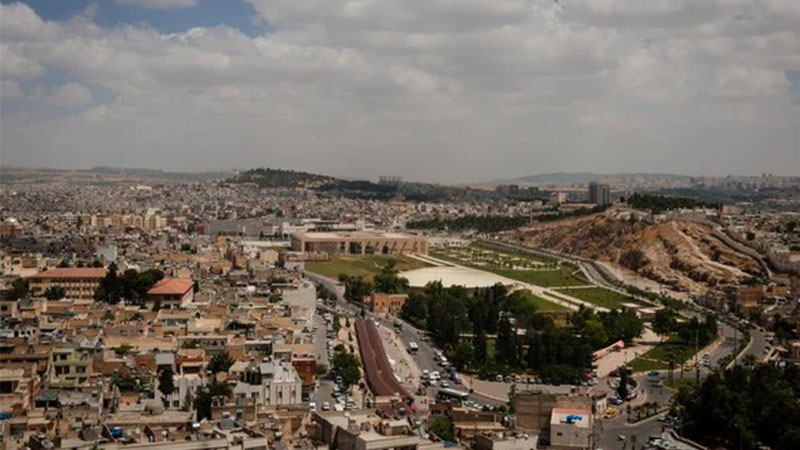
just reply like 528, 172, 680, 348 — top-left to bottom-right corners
339, 275, 373, 303
194, 381, 232, 421
315, 363, 329, 376
3, 278, 29, 300
617, 367, 630, 400
652, 308, 678, 340
496, 318, 518, 367
428, 416, 455, 442
208, 352, 235, 374
332, 350, 361, 389
472, 305, 488, 366
44, 286, 66, 300
373, 260, 410, 294
400, 292, 428, 328
95, 263, 123, 303
158, 366, 175, 405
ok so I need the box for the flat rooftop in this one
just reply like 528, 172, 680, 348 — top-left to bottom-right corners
551, 408, 592, 428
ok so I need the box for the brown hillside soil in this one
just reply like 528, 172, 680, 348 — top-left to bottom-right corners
517, 215, 762, 293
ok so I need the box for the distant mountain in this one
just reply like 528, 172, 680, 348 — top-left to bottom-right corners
487, 172, 689, 187
226, 167, 502, 203
226, 167, 334, 188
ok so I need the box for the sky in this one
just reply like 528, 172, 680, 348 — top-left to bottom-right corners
1, 0, 798, 182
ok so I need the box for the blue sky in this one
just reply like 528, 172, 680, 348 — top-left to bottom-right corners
0, 0, 268, 36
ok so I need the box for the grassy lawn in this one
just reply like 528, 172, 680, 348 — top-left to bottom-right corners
515, 290, 570, 312
628, 358, 669, 372
628, 334, 697, 373
305, 255, 431, 280
493, 267, 588, 287
555, 287, 644, 310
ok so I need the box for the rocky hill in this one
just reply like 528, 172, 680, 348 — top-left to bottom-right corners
518, 214, 763, 293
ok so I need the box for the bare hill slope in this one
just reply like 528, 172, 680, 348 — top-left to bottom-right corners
519, 215, 762, 293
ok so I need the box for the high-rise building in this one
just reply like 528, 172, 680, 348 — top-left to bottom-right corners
588, 182, 610, 207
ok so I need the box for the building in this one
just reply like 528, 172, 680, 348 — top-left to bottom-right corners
367, 293, 408, 316
147, 278, 195, 308
47, 347, 93, 389
549, 408, 592, 449
311, 409, 448, 450
28, 268, 107, 300
233, 360, 303, 406
475, 432, 538, 450
290, 231, 428, 256
587, 182, 610, 208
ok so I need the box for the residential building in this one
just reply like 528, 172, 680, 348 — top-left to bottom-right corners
28, 268, 107, 300
147, 278, 195, 308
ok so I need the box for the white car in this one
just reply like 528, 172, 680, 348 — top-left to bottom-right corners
322, 401, 330, 411
309, 401, 317, 411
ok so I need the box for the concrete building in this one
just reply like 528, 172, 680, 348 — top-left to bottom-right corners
47, 347, 93, 389
311, 409, 448, 450
290, 231, 427, 256
549, 408, 592, 449
147, 278, 195, 308
233, 360, 303, 406
367, 293, 408, 316
28, 268, 107, 300
587, 182, 610, 208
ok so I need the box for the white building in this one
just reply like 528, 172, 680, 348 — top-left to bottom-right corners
233, 360, 302, 406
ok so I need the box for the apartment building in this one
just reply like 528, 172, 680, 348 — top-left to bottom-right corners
28, 268, 107, 300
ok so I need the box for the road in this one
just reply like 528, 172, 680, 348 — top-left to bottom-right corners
308, 273, 507, 409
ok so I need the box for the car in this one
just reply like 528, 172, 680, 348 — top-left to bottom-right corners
495, 375, 503, 382
504, 375, 513, 383
335, 376, 343, 384
618, 435, 626, 441
648, 370, 660, 377
322, 401, 330, 411
610, 397, 624, 405
441, 381, 450, 388
309, 401, 317, 411
514, 376, 523, 383
453, 376, 462, 385
429, 379, 437, 386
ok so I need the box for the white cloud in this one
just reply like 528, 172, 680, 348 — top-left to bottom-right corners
0, 1, 798, 179
113, 0, 198, 9
44, 82, 93, 107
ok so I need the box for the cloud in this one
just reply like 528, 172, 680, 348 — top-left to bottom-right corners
113, 0, 199, 9
0, 1, 798, 179
1, 80, 23, 98
44, 82, 93, 107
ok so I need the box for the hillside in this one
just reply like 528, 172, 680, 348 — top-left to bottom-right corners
517, 215, 763, 293
226, 168, 333, 188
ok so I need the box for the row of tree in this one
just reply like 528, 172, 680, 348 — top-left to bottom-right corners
401, 281, 644, 382
94, 263, 165, 304
406, 215, 532, 233
625, 193, 721, 214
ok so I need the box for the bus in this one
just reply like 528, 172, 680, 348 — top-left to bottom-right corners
437, 388, 469, 402
408, 342, 419, 354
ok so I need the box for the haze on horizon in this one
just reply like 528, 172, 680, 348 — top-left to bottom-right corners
1, 0, 799, 183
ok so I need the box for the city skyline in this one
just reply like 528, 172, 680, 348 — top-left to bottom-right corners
1, 0, 799, 182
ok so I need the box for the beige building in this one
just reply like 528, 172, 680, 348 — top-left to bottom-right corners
550, 408, 593, 449
28, 268, 107, 300
290, 231, 427, 256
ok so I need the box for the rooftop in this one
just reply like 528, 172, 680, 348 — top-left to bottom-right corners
29, 268, 107, 279
148, 278, 194, 295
